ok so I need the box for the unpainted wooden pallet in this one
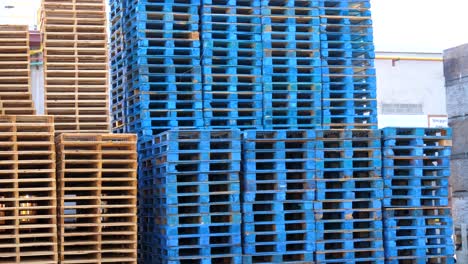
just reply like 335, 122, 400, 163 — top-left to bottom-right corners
0, 115, 58, 264
55, 133, 137, 264
0, 25, 36, 115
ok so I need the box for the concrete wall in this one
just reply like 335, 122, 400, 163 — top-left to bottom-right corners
443, 44, 468, 252
375, 52, 447, 128
445, 44, 468, 121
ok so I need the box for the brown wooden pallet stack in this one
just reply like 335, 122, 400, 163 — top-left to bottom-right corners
56, 133, 137, 264
0, 115, 57, 263
0, 25, 36, 115
41, 0, 110, 134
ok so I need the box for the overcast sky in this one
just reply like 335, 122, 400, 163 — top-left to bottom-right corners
0, 0, 467, 53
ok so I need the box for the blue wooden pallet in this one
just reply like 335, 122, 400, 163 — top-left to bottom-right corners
322, 79, 376, 90
317, 178, 383, 192
322, 84, 376, 112
385, 257, 454, 264
320, 26, 373, 38
153, 245, 242, 260
243, 187, 316, 202
202, 57, 263, 68
382, 127, 452, 138
316, 239, 384, 252
263, 68, 322, 79
321, 117, 378, 130
243, 242, 315, 256
243, 157, 316, 171
153, 226, 241, 243
125, 118, 204, 137
149, 159, 241, 173
203, 0, 260, 5
384, 177, 449, 189
314, 199, 382, 211
316, 255, 384, 264
152, 129, 241, 143
383, 146, 451, 158
315, 216, 383, 234
204, 91, 263, 103
384, 226, 453, 241
264, 58, 321, 68
317, 188, 384, 202
158, 256, 242, 264
321, 46, 375, 59
316, 158, 382, 171
125, 108, 204, 123
321, 104, 378, 116
242, 253, 314, 264
324, 57, 375, 69
127, 98, 202, 112
203, 116, 263, 129
202, 61, 262, 71
384, 242, 455, 262
263, 117, 322, 130
382, 158, 450, 169
202, 47, 262, 60
202, 14, 261, 26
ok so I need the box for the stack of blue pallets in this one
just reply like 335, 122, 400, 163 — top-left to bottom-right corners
242, 130, 316, 263
315, 130, 384, 263
138, 130, 242, 264
108, 0, 457, 263
112, 0, 204, 138
109, 0, 126, 133
201, 0, 263, 129
110, 0, 378, 132
319, 0, 377, 129
382, 128, 454, 263
262, 0, 322, 129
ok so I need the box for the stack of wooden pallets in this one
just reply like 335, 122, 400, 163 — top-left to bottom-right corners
0, 25, 35, 115
0, 115, 57, 263
0, 1, 138, 263
41, 0, 109, 134
56, 133, 137, 264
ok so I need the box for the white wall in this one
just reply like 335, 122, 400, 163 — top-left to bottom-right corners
31, 65, 44, 115
375, 52, 447, 128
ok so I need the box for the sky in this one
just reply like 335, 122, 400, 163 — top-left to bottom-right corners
0, 0, 467, 53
